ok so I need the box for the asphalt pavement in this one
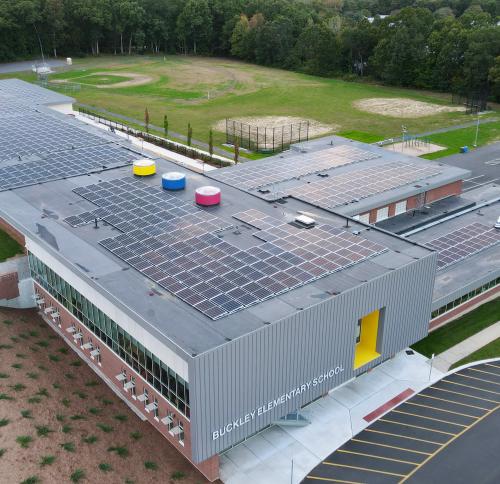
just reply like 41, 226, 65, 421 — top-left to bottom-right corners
0, 59, 66, 74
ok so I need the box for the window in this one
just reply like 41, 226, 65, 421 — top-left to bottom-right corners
354, 309, 383, 369
376, 206, 389, 222
28, 253, 190, 418
359, 213, 370, 224
395, 200, 407, 215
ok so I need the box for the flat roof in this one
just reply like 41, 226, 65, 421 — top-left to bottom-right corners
208, 135, 470, 216
0, 80, 436, 358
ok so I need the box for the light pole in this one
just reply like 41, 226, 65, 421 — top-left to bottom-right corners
473, 109, 479, 148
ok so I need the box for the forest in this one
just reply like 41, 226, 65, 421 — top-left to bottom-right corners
0, 0, 498, 99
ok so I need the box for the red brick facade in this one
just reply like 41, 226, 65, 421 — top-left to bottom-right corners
0, 272, 20, 300
364, 180, 464, 224
34, 283, 220, 482
429, 284, 500, 331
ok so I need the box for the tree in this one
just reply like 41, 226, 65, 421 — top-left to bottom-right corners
187, 123, 192, 146
144, 107, 149, 133
176, 0, 212, 54
234, 136, 240, 164
208, 128, 214, 159
163, 114, 169, 138
489, 56, 500, 102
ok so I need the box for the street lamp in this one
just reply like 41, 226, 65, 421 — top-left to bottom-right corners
473, 108, 479, 148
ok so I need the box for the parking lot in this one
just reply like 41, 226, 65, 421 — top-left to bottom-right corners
303, 361, 500, 483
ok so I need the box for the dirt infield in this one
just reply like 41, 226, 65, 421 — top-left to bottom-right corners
213, 116, 336, 138
384, 141, 445, 156
93, 72, 153, 88
354, 97, 465, 118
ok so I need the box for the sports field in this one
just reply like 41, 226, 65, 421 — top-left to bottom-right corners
2, 55, 494, 150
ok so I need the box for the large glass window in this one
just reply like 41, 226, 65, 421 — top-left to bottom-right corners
29, 253, 190, 418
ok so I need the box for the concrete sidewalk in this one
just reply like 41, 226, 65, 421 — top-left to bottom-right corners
220, 350, 444, 484
433, 321, 500, 372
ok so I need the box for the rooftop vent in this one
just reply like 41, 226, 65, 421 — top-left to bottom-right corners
295, 214, 316, 228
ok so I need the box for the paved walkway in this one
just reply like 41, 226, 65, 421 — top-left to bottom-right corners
433, 321, 500, 372
220, 350, 444, 484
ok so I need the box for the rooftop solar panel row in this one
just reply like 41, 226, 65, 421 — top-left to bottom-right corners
427, 222, 500, 269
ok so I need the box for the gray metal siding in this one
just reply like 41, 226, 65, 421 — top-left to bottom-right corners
189, 254, 436, 462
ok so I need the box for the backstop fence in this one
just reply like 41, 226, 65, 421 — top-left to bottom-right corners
451, 91, 489, 114
225, 119, 309, 153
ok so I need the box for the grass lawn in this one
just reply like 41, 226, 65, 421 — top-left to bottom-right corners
411, 297, 500, 357
0, 229, 23, 262
0, 55, 488, 150
421, 120, 500, 159
450, 338, 500, 369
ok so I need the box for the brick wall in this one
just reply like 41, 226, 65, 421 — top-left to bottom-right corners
34, 283, 220, 482
0, 217, 26, 251
429, 284, 500, 331
0, 272, 19, 300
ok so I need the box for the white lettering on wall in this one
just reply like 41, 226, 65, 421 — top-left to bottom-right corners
212, 365, 344, 440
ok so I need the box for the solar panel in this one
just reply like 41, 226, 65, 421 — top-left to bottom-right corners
426, 222, 500, 269
208, 144, 380, 191
288, 162, 441, 209
66, 177, 388, 320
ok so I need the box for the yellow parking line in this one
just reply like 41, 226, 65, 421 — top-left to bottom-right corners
378, 418, 456, 436
404, 400, 477, 419
337, 449, 419, 465
364, 429, 442, 446
351, 438, 432, 456
469, 367, 500, 378
441, 379, 500, 396
323, 462, 405, 478
430, 385, 500, 404
416, 393, 490, 411
400, 403, 500, 483
455, 373, 500, 386
391, 409, 467, 427
305, 476, 364, 484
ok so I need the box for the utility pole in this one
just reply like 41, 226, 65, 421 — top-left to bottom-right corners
473, 109, 479, 147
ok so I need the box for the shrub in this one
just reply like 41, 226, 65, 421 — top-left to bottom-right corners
0, 449, 5, 458
48, 354, 61, 362
82, 435, 98, 444
10, 383, 26, 392
27, 372, 39, 380
15, 353, 27, 359
27, 396, 41, 404
28, 331, 39, 337
58, 347, 69, 354
0, 418, 10, 427
56, 414, 65, 422
0, 372, 9, 379
171, 471, 186, 480
16, 435, 33, 448
88, 407, 101, 416
20, 477, 40, 484
0, 393, 14, 401
113, 414, 127, 422
85, 380, 98, 387
35, 425, 53, 437
0, 344, 13, 349
65, 373, 75, 380
29, 346, 39, 353
53, 383, 61, 389
70, 469, 85, 482
11, 363, 22, 369
70, 414, 86, 421
144, 461, 157, 470
36, 388, 49, 398
70, 360, 82, 367
62, 398, 71, 407
62, 424, 72, 434
72, 390, 87, 400
107, 445, 129, 458
60, 442, 75, 452
98, 463, 112, 472
36, 340, 49, 348
3, 319, 13, 325
130, 431, 142, 441
40, 455, 56, 466
20, 410, 33, 419
10, 336, 19, 343
97, 423, 113, 433
37, 365, 48, 372
101, 397, 113, 405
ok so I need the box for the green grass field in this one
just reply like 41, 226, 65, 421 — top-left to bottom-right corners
0, 229, 23, 262
411, 297, 500, 357
450, 338, 500, 369
2, 55, 494, 150
422, 121, 500, 159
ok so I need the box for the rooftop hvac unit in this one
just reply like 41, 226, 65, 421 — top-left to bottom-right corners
115, 373, 127, 382
73, 332, 83, 340
66, 326, 76, 333
81, 342, 93, 350
170, 425, 182, 435
161, 415, 173, 425
90, 349, 100, 358
50, 311, 60, 318
44, 307, 54, 314
145, 402, 158, 413
123, 381, 135, 391
295, 214, 316, 228
137, 393, 148, 402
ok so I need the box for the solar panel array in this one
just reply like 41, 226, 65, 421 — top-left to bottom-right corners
208, 145, 380, 191
0, 112, 107, 162
0, 78, 72, 106
66, 178, 387, 320
0, 144, 139, 191
426, 222, 500, 269
289, 162, 441, 209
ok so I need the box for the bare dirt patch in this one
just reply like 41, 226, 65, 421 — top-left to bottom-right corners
213, 115, 336, 138
353, 97, 465, 118
384, 141, 445, 156
0, 307, 212, 484
90, 72, 153, 88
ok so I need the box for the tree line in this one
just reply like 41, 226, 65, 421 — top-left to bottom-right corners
0, 0, 498, 99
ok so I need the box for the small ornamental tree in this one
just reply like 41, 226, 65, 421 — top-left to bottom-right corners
163, 114, 168, 138
187, 123, 192, 146
144, 107, 150, 133
234, 136, 240, 164
208, 128, 214, 159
